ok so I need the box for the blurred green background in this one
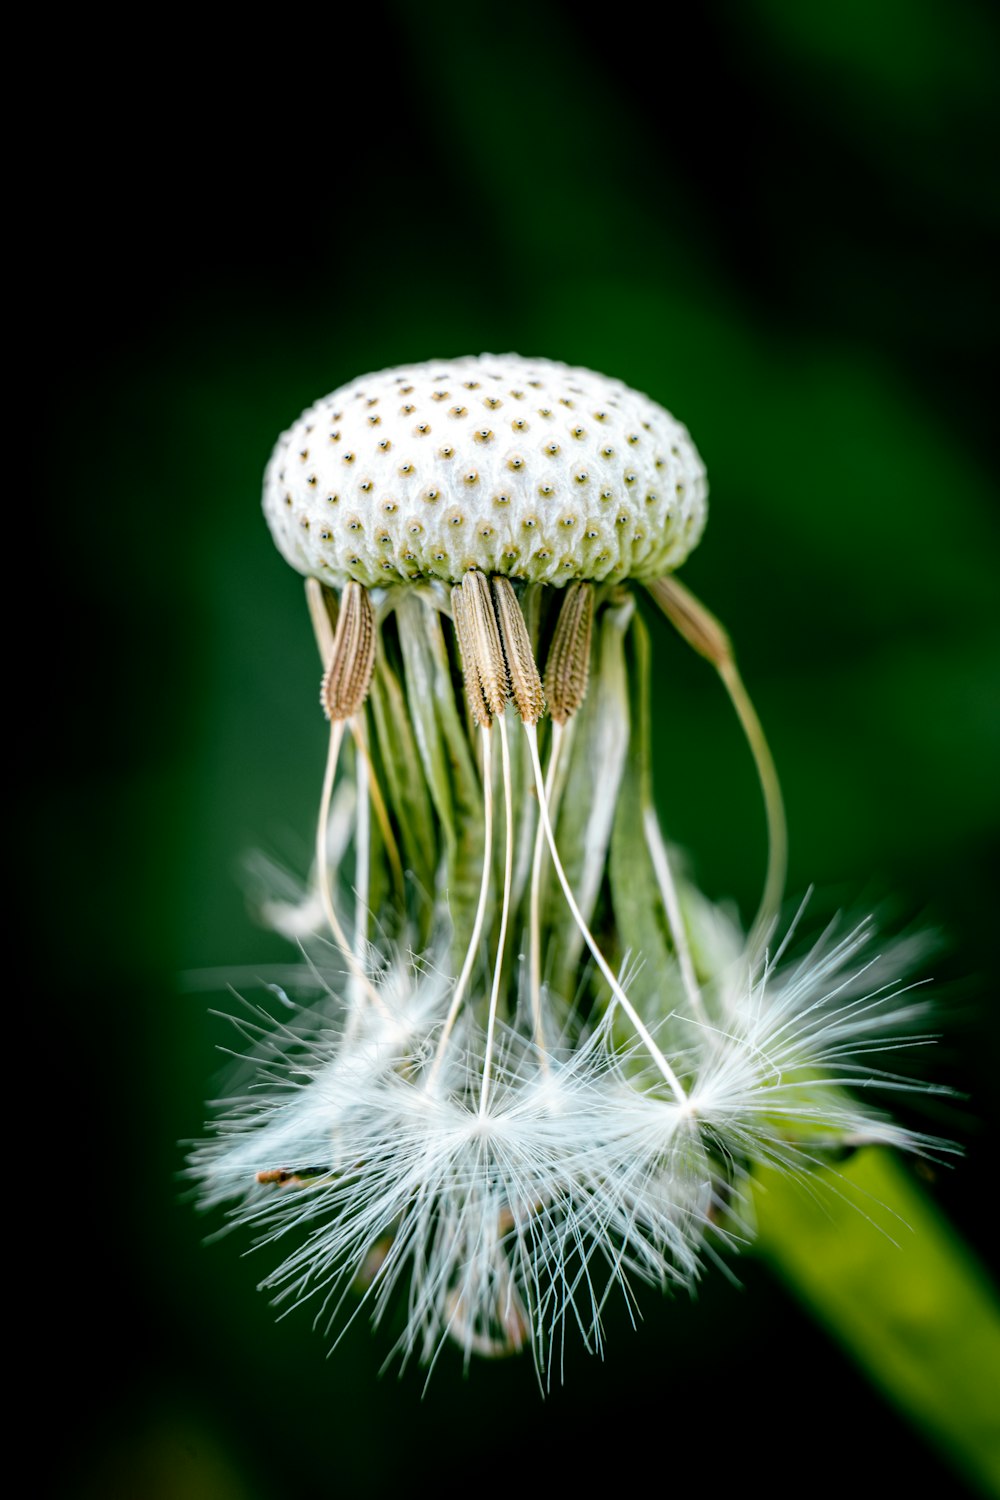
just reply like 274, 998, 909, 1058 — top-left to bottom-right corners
48, 2, 998, 1494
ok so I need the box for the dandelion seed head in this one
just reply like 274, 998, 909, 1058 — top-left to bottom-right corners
191, 351, 954, 1383
263, 354, 707, 587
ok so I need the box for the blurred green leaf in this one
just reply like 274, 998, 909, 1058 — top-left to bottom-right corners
753, 1149, 1000, 1497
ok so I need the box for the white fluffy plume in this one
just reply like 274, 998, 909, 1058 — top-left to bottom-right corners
190, 911, 949, 1380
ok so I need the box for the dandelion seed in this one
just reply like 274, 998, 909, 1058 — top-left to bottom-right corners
190, 354, 950, 1381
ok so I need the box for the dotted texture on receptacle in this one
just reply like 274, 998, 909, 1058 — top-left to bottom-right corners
263, 354, 708, 588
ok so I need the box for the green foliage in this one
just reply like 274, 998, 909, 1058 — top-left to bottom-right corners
754, 1149, 1000, 1497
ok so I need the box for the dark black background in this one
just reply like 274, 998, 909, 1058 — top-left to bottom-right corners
43, 3, 998, 1495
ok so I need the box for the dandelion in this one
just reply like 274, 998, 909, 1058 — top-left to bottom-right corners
190, 354, 946, 1378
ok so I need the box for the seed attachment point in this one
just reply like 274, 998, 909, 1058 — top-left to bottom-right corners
645, 575, 730, 667
452, 580, 492, 728
321, 581, 376, 720
452, 569, 510, 726
492, 577, 545, 725
544, 580, 594, 723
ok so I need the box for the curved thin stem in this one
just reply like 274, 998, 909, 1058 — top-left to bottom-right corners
645, 576, 787, 962
643, 805, 708, 1027
353, 719, 370, 963
352, 715, 405, 906
524, 723, 688, 1106
480, 713, 514, 1116
528, 721, 565, 1054
428, 726, 494, 1083
717, 657, 786, 961
316, 719, 387, 1014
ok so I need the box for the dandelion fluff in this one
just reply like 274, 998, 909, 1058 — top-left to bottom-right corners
190, 354, 952, 1380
